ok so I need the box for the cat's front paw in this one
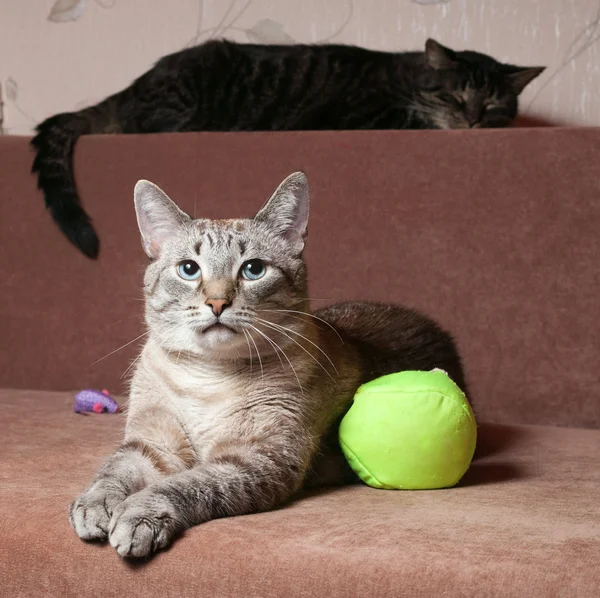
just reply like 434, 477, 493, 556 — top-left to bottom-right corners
69, 488, 127, 541
108, 490, 181, 558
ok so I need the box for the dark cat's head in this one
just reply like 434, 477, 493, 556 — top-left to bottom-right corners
415, 39, 544, 129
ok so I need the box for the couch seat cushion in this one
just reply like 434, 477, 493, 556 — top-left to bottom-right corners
1, 389, 598, 597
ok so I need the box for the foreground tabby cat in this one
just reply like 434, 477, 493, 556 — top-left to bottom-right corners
32, 38, 544, 259
69, 172, 468, 558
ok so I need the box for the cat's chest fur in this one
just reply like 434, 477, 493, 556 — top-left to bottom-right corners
128, 343, 255, 460
169, 363, 253, 445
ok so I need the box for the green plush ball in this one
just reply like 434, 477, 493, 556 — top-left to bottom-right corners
339, 370, 476, 490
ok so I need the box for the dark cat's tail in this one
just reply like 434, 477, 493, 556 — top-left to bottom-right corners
31, 98, 122, 258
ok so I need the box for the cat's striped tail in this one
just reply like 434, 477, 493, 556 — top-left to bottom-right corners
31, 99, 121, 258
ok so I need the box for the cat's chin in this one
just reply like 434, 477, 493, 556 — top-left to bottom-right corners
193, 324, 243, 354
200, 322, 237, 335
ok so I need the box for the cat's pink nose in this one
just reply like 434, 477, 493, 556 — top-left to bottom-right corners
205, 298, 230, 316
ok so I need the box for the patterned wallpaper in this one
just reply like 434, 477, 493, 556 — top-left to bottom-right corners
1, 0, 599, 134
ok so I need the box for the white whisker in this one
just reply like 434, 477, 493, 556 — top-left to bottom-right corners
257, 320, 337, 384
245, 328, 264, 380
248, 324, 303, 396
121, 353, 142, 380
259, 309, 344, 344
89, 329, 153, 368
242, 329, 253, 371
124, 319, 191, 380
277, 312, 327, 331
256, 318, 338, 375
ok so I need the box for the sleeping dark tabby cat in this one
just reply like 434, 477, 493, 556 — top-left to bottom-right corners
31, 38, 544, 259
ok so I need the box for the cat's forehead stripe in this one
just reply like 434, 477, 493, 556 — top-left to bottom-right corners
193, 220, 249, 254
193, 219, 247, 231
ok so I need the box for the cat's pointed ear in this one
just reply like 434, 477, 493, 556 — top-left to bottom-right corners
134, 180, 190, 258
504, 65, 545, 95
255, 172, 309, 251
425, 39, 457, 70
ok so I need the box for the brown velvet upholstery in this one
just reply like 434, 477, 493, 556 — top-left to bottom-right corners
1, 130, 599, 596
1, 389, 599, 597
1, 129, 599, 427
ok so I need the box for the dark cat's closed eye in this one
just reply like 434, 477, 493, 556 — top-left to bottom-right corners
453, 96, 466, 109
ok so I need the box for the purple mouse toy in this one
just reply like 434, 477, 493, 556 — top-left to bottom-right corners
74, 389, 120, 414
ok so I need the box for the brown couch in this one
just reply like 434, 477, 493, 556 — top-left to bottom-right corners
1, 128, 599, 597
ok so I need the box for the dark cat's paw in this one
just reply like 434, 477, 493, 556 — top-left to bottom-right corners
69, 488, 127, 541
108, 490, 180, 558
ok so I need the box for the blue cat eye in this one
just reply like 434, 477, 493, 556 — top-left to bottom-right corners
240, 259, 266, 281
177, 260, 202, 281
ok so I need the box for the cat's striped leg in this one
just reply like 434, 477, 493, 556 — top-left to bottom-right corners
107, 435, 313, 558
69, 440, 170, 541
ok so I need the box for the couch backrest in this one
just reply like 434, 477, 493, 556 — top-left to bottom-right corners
1, 128, 599, 428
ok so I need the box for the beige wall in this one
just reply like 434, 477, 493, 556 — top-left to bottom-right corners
1, 0, 599, 134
